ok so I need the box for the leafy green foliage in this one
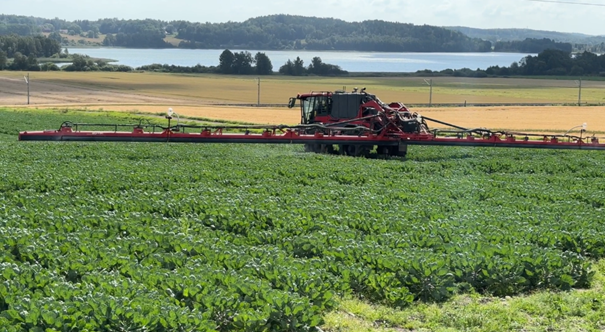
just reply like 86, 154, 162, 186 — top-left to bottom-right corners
0, 35, 61, 58
280, 56, 348, 77
494, 38, 572, 53
2, 14, 492, 52
103, 31, 173, 48
486, 49, 605, 77
1, 108, 605, 331
176, 15, 491, 52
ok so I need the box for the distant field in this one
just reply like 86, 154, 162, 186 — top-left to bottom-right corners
164, 34, 184, 47
2, 71, 605, 105
42, 32, 105, 44
3, 71, 605, 135
42, 32, 182, 46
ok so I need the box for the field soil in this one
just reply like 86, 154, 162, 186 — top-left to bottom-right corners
0, 76, 193, 105
2, 72, 605, 133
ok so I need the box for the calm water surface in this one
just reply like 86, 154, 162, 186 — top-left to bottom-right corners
68, 48, 532, 73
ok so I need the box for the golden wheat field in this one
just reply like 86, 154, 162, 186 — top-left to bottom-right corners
2, 71, 605, 133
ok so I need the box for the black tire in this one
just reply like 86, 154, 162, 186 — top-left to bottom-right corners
352, 145, 371, 157
387, 146, 407, 158
376, 145, 390, 155
304, 143, 321, 153
321, 144, 336, 154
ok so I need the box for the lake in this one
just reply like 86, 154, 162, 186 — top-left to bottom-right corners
67, 48, 532, 73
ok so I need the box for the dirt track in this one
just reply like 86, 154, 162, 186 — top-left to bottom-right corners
2, 74, 605, 133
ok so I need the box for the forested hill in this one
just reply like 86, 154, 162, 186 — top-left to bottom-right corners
176, 15, 493, 52
446, 26, 605, 45
7, 13, 601, 53
0, 14, 491, 52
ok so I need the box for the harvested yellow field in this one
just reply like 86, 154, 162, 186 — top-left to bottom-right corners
3, 71, 604, 134
93, 104, 605, 134
41, 32, 105, 44
3, 71, 605, 105
417, 106, 605, 133
104, 105, 301, 125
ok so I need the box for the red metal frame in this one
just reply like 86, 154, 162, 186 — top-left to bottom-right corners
18, 123, 605, 150
18, 89, 605, 152
298, 91, 411, 129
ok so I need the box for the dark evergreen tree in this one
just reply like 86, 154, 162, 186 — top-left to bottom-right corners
0, 50, 7, 69
10, 52, 38, 70
62, 54, 98, 71
0, 35, 60, 58
279, 59, 295, 75
233, 51, 253, 74
40, 62, 60, 71
254, 52, 273, 75
293, 57, 305, 76
308, 57, 324, 75
48, 31, 62, 43
306, 56, 346, 75
218, 49, 235, 74
494, 38, 572, 53
103, 34, 117, 46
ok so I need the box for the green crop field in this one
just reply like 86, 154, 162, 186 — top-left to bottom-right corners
2, 108, 605, 331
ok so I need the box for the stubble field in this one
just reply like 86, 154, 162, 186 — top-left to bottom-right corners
3, 71, 605, 105
2, 71, 605, 133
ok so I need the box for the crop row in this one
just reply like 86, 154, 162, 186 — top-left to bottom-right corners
2, 110, 605, 331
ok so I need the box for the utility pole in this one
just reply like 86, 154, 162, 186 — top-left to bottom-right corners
576, 78, 582, 106
257, 77, 260, 106
424, 79, 433, 107
24, 73, 30, 105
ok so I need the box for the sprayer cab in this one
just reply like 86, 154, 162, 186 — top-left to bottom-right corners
288, 88, 422, 134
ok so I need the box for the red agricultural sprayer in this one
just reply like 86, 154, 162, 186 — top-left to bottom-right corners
18, 88, 605, 156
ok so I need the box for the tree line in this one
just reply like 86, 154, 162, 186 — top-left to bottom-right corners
488, 49, 605, 76
448, 26, 605, 50
1, 14, 590, 54
174, 15, 492, 52
3, 33, 603, 78
1, 14, 494, 52
416, 49, 605, 78
493, 38, 572, 53
102, 31, 171, 48
0, 40, 348, 76
0, 35, 62, 70
0, 34, 61, 57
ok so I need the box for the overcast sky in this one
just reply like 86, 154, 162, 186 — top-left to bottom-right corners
4, 0, 604, 36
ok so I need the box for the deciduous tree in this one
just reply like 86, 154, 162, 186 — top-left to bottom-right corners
254, 52, 273, 75
218, 49, 235, 74
293, 57, 305, 76
233, 51, 253, 75
0, 50, 7, 70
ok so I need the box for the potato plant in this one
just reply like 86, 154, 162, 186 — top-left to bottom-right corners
1, 109, 605, 331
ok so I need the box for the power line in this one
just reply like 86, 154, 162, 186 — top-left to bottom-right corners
528, 0, 605, 7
